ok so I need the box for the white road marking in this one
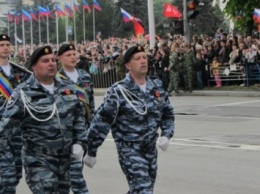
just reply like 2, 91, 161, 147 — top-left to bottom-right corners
105, 137, 260, 151
205, 99, 260, 108
176, 114, 260, 120
169, 142, 260, 151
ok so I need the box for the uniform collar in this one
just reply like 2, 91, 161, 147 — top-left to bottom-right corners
28, 74, 66, 89
123, 73, 156, 92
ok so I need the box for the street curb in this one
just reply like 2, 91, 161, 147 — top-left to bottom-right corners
94, 88, 260, 97
183, 91, 260, 97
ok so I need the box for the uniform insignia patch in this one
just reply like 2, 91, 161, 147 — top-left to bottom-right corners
15, 74, 21, 83
6, 91, 19, 108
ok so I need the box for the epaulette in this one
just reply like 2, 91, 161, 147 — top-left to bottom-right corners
148, 75, 160, 80
148, 76, 163, 88
9, 61, 32, 74
56, 72, 68, 80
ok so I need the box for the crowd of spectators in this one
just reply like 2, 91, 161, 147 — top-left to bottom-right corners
9, 29, 260, 89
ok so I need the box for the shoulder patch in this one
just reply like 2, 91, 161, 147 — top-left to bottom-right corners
6, 91, 19, 108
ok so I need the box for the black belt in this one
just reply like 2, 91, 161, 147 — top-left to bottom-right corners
27, 147, 70, 156
117, 139, 157, 154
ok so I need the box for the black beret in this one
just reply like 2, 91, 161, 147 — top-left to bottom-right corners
57, 44, 76, 56
123, 45, 145, 64
0, 34, 11, 42
30, 46, 53, 66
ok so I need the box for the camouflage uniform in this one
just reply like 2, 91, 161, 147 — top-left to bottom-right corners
183, 51, 196, 92
58, 68, 94, 194
0, 74, 88, 194
0, 62, 31, 194
115, 55, 127, 81
87, 73, 175, 194
58, 68, 95, 120
167, 52, 182, 95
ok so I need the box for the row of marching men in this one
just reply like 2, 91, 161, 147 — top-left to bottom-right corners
0, 34, 175, 194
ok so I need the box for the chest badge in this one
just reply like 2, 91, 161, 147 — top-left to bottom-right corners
65, 89, 71, 98
15, 74, 21, 83
154, 90, 161, 101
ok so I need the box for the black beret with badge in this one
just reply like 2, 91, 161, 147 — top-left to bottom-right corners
30, 46, 53, 66
0, 34, 11, 42
123, 45, 145, 64
57, 44, 76, 56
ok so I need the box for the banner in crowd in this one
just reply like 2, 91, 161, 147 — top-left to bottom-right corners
164, 3, 182, 18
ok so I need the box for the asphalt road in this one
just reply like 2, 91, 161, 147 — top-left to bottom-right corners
17, 95, 260, 194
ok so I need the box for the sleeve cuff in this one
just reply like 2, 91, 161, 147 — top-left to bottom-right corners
87, 148, 97, 157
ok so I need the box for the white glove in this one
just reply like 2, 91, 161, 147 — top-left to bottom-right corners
72, 144, 83, 160
157, 136, 170, 151
83, 155, 97, 168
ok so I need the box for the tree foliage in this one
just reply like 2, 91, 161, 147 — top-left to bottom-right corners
111, 0, 148, 37
189, 0, 226, 37
8, 0, 56, 44
168, 0, 226, 37
223, 0, 258, 35
5, 0, 228, 43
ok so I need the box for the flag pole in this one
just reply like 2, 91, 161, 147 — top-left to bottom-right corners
56, 13, 59, 49
66, 16, 68, 42
183, 0, 190, 43
7, 18, 10, 37
14, 18, 17, 56
38, 16, 41, 44
93, 7, 95, 41
47, 15, 49, 44
147, 0, 155, 49
73, 4, 76, 45
30, 19, 33, 54
83, 7, 85, 43
22, 18, 26, 59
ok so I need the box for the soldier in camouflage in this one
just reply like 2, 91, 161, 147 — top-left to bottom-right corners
167, 43, 182, 96
57, 43, 94, 194
0, 34, 31, 194
0, 46, 88, 194
115, 50, 127, 81
182, 43, 197, 92
84, 45, 175, 194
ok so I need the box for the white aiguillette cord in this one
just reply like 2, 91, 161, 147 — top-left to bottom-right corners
20, 90, 58, 122
0, 95, 7, 110
117, 84, 147, 115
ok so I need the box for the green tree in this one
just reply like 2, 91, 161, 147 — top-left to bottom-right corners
75, 0, 114, 41
189, 0, 226, 37
166, 0, 226, 37
32, 0, 56, 44
111, 0, 148, 38
51, 0, 115, 43
223, 0, 258, 35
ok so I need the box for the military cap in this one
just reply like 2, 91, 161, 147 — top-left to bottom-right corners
0, 34, 11, 42
30, 46, 53, 66
57, 44, 76, 56
123, 45, 145, 64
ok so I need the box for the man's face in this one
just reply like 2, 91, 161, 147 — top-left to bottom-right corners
32, 54, 57, 81
126, 52, 148, 76
58, 50, 78, 68
0, 41, 11, 59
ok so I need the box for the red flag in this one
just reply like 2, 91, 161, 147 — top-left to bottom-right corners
164, 3, 182, 18
133, 18, 144, 37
